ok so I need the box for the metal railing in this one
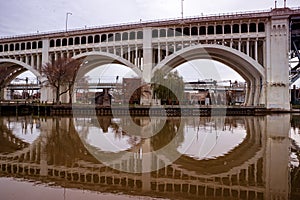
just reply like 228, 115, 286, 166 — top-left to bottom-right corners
1, 7, 299, 41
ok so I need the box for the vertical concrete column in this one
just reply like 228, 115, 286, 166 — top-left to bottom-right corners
42, 39, 49, 65
244, 83, 250, 106
25, 55, 29, 65
142, 28, 153, 83
40, 38, 53, 102
120, 46, 124, 58
113, 45, 116, 55
128, 46, 131, 62
255, 39, 258, 61
157, 43, 161, 63
265, 14, 290, 110
246, 39, 250, 56
36, 54, 40, 71
40, 86, 54, 103
166, 42, 169, 56
30, 55, 34, 68
135, 46, 138, 66
2, 88, 7, 100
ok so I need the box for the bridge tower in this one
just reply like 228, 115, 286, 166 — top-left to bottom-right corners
265, 9, 291, 110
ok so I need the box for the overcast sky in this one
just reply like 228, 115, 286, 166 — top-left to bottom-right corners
0, 0, 299, 37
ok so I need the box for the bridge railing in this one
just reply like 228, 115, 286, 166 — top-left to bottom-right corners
1, 7, 300, 41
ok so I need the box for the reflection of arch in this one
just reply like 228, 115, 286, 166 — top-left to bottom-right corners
0, 59, 42, 79
72, 51, 142, 78
175, 117, 263, 175
153, 44, 265, 106
0, 120, 30, 153
0, 116, 268, 199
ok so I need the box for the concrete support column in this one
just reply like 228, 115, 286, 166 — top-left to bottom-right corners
25, 55, 29, 65
42, 39, 49, 65
142, 28, 153, 83
166, 43, 169, 56
30, 55, 34, 68
40, 85, 54, 103
2, 88, 8, 100
265, 16, 290, 110
253, 78, 261, 106
246, 39, 250, 56
128, 46, 131, 62
113, 46, 116, 55
158, 43, 161, 63
135, 46, 138, 66
36, 54, 41, 71
139, 48, 142, 68
255, 39, 258, 61
238, 40, 241, 52
121, 46, 124, 58
244, 82, 250, 106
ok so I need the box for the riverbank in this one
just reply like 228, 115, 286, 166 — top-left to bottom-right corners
0, 103, 285, 116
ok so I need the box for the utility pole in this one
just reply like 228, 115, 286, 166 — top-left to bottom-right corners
284, 0, 286, 8
181, 0, 184, 19
65, 12, 72, 32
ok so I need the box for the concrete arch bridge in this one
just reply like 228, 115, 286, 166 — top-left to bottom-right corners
0, 7, 300, 110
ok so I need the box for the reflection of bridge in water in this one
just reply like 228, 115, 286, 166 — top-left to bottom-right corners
0, 115, 293, 199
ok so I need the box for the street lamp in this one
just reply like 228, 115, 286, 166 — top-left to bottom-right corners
181, 0, 184, 19
65, 12, 72, 32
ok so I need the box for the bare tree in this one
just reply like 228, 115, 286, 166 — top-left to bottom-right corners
41, 57, 81, 104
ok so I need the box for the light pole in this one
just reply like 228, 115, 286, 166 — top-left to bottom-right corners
284, 0, 286, 8
65, 12, 72, 32
181, 0, 184, 19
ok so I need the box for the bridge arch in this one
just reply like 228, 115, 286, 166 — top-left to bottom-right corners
152, 44, 265, 106
72, 51, 142, 78
0, 59, 42, 80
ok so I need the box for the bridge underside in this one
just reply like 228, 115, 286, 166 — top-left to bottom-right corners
153, 44, 265, 107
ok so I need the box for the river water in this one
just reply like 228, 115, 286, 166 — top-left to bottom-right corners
0, 114, 299, 200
